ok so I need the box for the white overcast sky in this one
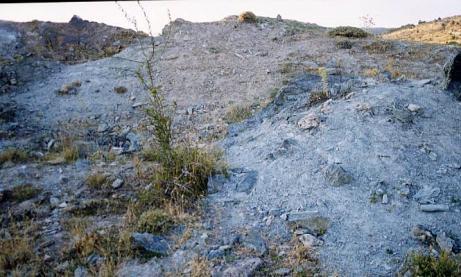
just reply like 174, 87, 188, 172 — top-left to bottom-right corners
0, 0, 460, 34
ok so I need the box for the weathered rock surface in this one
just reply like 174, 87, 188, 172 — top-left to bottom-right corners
1, 14, 461, 277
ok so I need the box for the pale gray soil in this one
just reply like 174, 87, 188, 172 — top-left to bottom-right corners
1, 15, 460, 276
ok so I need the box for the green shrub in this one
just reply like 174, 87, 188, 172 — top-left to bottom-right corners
141, 147, 226, 207
408, 251, 461, 276
238, 11, 257, 23
328, 26, 369, 38
136, 209, 173, 234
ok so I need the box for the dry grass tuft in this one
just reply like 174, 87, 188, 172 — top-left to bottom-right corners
139, 146, 226, 209
224, 104, 253, 123
238, 11, 257, 23
114, 86, 128, 94
0, 148, 29, 165
136, 209, 174, 234
85, 173, 108, 189
363, 68, 380, 78
407, 251, 461, 276
0, 221, 46, 276
10, 184, 42, 202
190, 257, 211, 277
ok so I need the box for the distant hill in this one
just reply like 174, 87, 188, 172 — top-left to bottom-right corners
382, 15, 461, 46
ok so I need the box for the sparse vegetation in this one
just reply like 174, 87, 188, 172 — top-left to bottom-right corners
363, 40, 394, 54
67, 199, 129, 216
0, 148, 29, 165
224, 104, 253, 123
190, 257, 211, 277
57, 80, 81, 95
383, 16, 461, 45
328, 26, 369, 38
407, 251, 461, 276
136, 209, 174, 234
62, 225, 133, 274
140, 146, 226, 208
85, 173, 108, 189
0, 221, 47, 276
10, 184, 42, 202
114, 86, 128, 94
363, 68, 380, 78
309, 67, 330, 104
238, 11, 257, 23
385, 58, 402, 79
336, 40, 353, 49
63, 144, 79, 163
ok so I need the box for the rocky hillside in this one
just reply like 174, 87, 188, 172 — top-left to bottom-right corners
383, 15, 461, 46
1, 14, 461, 276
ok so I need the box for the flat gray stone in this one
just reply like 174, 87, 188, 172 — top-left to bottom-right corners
131, 232, 169, 256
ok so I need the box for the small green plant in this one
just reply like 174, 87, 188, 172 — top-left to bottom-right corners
224, 104, 253, 123
238, 11, 257, 23
408, 251, 461, 276
309, 67, 330, 104
0, 148, 29, 165
136, 209, 173, 234
117, 1, 226, 212
141, 147, 226, 208
10, 184, 42, 202
318, 67, 329, 97
369, 192, 379, 203
328, 26, 369, 38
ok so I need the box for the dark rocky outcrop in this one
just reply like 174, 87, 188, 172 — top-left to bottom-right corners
443, 52, 461, 100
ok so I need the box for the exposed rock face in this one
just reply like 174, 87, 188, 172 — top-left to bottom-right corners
443, 52, 461, 100
0, 15, 143, 64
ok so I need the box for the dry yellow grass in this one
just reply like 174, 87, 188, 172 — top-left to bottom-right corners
383, 16, 461, 45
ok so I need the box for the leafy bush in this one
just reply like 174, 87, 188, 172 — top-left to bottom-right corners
328, 26, 369, 38
238, 11, 257, 23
